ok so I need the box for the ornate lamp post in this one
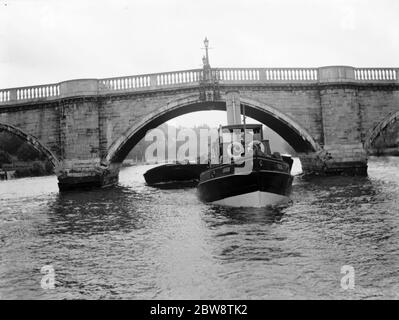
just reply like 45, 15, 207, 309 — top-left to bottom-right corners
202, 37, 211, 82
203, 37, 210, 68
200, 37, 219, 101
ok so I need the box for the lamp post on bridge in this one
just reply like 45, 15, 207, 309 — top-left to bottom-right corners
200, 37, 219, 101
202, 37, 212, 82
203, 37, 210, 69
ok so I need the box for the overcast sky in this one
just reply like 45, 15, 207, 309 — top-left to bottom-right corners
1, 0, 398, 126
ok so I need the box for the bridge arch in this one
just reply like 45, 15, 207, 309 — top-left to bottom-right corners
105, 95, 321, 164
364, 110, 399, 150
0, 123, 59, 167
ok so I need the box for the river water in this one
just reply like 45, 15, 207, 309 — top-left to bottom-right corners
0, 157, 398, 300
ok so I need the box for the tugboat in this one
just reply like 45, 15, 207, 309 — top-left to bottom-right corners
144, 161, 208, 188
197, 124, 294, 207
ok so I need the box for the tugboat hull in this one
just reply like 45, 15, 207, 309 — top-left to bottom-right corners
212, 190, 289, 207
197, 156, 293, 207
198, 169, 293, 207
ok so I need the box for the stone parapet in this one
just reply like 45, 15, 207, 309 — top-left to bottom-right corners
59, 79, 99, 98
318, 66, 356, 83
1, 66, 398, 107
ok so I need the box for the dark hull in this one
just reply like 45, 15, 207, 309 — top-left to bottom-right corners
58, 172, 119, 191
197, 156, 293, 207
144, 163, 209, 187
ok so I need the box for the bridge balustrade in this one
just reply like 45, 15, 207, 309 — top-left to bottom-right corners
0, 84, 60, 104
16, 84, 60, 101
101, 74, 151, 91
355, 68, 398, 81
1, 67, 398, 105
263, 68, 318, 81
99, 69, 203, 92
0, 90, 10, 103
156, 70, 202, 86
218, 68, 261, 81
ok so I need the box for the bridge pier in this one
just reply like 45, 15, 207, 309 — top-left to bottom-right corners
299, 143, 368, 176
302, 66, 369, 176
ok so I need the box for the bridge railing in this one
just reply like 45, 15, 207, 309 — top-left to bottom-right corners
0, 89, 10, 103
98, 68, 320, 94
155, 69, 202, 86
216, 68, 319, 82
1, 67, 398, 105
16, 83, 60, 100
0, 83, 60, 104
354, 68, 398, 81
100, 74, 151, 91
217, 68, 261, 81
99, 69, 203, 93
263, 68, 319, 81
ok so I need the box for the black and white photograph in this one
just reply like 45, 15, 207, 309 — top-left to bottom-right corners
0, 0, 399, 306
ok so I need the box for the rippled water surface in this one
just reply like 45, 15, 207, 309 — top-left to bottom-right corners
1, 157, 399, 299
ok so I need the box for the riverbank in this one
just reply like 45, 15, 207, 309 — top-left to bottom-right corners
0, 161, 53, 180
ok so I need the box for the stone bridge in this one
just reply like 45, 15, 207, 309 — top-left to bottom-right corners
0, 65, 398, 189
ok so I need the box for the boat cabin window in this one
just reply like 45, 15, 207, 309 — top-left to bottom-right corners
218, 125, 265, 161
